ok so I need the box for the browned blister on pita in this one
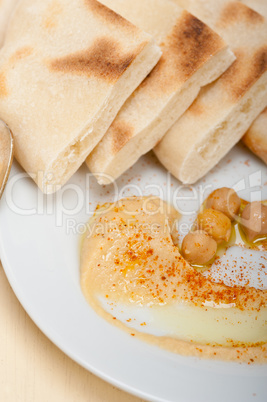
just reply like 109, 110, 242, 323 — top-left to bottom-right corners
86, 0, 234, 185
155, 0, 267, 184
0, 0, 161, 193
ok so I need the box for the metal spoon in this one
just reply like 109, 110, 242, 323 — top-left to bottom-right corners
0, 120, 14, 200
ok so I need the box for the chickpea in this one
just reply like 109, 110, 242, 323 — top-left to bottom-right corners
241, 201, 267, 242
206, 187, 241, 220
181, 230, 217, 265
197, 208, 232, 243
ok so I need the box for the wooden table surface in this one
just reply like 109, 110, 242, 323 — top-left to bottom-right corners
0, 262, 145, 402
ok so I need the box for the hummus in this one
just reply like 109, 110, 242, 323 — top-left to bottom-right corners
81, 196, 267, 363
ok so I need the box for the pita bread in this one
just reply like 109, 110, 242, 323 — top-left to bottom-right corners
239, 0, 267, 164
0, 0, 20, 48
240, 0, 267, 17
155, 0, 267, 184
86, 0, 234, 185
243, 107, 267, 165
0, 0, 161, 193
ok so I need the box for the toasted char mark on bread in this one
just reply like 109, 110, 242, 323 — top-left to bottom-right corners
0, 71, 8, 97
42, 1, 63, 31
84, 0, 134, 31
218, 1, 264, 27
111, 120, 134, 154
139, 11, 224, 95
174, 12, 225, 80
262, 107, 267, 117
0, 47, 34, 98
49, 37, 142, 83
187, 99, 205, 116
220, 47, 267, 101
9, 47, 33, 64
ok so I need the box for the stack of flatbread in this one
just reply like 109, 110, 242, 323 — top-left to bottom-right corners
0, 0, 20, 48
0, 0, 266, 192
86, 0, 234, 184
154, 0, 267, 183
0, 0, 161, 193
239, 0, 267, 165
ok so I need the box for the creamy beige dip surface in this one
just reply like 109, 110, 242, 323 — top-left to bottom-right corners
81, 197, 267, 363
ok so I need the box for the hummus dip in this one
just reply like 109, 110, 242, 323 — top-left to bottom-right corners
81, 197, 267, 363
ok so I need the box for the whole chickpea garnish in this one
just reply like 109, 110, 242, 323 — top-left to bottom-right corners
206, 187, 241, 220
181, 230, 217, 265
241, 201, 267, 242
197, 208, 232, 243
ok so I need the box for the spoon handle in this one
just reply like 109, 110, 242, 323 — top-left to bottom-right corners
0, 121, 14, 200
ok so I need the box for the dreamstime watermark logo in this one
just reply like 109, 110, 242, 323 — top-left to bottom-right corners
3, 169, 266, 236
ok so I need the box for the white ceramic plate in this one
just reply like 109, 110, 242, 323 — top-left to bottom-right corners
0, 144, 266, 402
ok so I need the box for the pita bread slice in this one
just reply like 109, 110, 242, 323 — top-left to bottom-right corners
239, 0, 267, 165
154, 0, 267, 184
240, 0, 267, 17
0, 0, 161, 193
243, 107, 267, 165
86, 0, 235, 185
0, 0, 20, 48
